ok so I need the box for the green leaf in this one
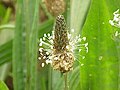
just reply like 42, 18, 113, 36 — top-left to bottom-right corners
38, 19, 54, 38
1, 8, 12, 24
80, 0, 120, 90
0, 40, 12, 65
0, 4, 6, 24
13, 0, 39, 90
70, 0, 90, 36
52, 65, 81, 90
0, 80, 9, 90
12, 0, 26, 89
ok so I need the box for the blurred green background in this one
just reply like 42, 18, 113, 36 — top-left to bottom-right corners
0, 0, 120, 90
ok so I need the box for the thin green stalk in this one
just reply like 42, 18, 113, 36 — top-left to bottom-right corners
64, 73, 69, 90
48, 65, 52, 90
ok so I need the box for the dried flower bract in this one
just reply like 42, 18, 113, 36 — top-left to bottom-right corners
44, 0, 65, 16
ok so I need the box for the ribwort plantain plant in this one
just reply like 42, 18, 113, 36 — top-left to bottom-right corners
38, 15, 88, 90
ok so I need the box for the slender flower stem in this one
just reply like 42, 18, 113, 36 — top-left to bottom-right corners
48, 65, 52, 90
64, 73, 69, 90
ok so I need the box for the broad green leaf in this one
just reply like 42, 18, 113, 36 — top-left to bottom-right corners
0, 81, 9, 90
80, 0, 120, 90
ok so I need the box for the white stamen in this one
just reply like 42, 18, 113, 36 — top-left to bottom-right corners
43, 56, 46, 59
68, 34, 72, 39
109, 9, 120, 28
48, 33, 50, 37
38, 57, 41, 60
46, 60, 52, 64
54, 57, 58, 60
82, 37, 86, 41
82, 56, 85, 59
99, 56, 103, 61
85, 43, 88, 47
43, 37, 45, 41
115, 31, 119, 36
46, 52, 49, 55
50, 40, 53, 43
41, 63, 45, 67
109, 20, 114, 26
81, 63, 84, 66
49, 56, 52, 60
40, 38, 42, 42
86, 47, 88, 53
39, 48, 43, 52
66, 45, 69, 49
71, 29, 75, 32
44, 34, 47, 37
79, 49, 82, 52
78, 38, 82, 42
50, 45, 53, 49
114, 9, 119, 15
39, 42, 42, 46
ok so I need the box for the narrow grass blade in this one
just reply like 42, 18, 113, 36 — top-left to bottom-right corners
0, 40, 12, 65
13, 0, 39, 90
70, 0, 90, 36
13, 0, 26, 89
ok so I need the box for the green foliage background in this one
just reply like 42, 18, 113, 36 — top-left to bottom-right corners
0, 0, 120, 90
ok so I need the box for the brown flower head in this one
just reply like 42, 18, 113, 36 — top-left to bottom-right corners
38, 15, 88, 73
52, 15, 74, 73
44, 0, 65, 16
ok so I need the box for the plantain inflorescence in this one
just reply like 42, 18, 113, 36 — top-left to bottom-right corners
38, 15, 88, 73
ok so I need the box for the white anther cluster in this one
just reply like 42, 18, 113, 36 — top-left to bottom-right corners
38, 30, 88, 68
109, 9, 120, 28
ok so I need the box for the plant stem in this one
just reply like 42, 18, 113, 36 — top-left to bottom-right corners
48, 65, 52, 90
64, 73, 69, 90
